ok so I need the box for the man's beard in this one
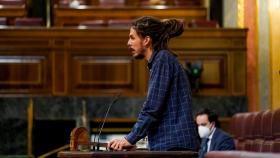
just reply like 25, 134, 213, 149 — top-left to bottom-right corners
133, 48, 145, 60
134, 53, 145, 59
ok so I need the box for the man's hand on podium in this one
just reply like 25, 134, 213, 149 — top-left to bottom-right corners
107, 138, 133, 151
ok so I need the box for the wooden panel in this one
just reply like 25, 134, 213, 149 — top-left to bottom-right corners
0, 5, 26, 26
170, 38, 247, 50
178, 53, 227, 94
79, 62, 131, 85
201, 60, 223, 85
53, 51, 67, 95
0, 59, 41, 84
72, 56, 132, 85
54, 0, 204, 6
0, 54, 51, 94
231, 51, 246, 95
0, 39, 49, 48
0, 5, 26, 17
53, 6, 207, 26
69, 55, 141, 95
69, 38, 128, 51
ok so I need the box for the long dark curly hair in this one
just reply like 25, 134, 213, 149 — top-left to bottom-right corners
131, 16, 184, 53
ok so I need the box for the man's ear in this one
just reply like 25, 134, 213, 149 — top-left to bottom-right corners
143, 36, 152, 47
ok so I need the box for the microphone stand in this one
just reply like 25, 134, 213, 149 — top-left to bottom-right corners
93, 93, 121, 151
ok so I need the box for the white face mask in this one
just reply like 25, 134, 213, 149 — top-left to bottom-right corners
198, 126, 211, 138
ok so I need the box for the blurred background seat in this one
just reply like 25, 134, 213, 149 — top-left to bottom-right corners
139, 0, 168, 6
272, 108, 280, 152
58, 0, 87, 7
244, 112, 258, 151
14, 17, 44, 26
174, 0, 202, 6
251, 111, 265, 152
99, 0, 125, 7
107, 19, 131, 27
0, 0, 25, 5
236, 113, 251, 150
229, 113, 239, 146
261, 110, 274, 152
79, 20, 107, 27
188, 19, 219, 28
0, 17, 7, 25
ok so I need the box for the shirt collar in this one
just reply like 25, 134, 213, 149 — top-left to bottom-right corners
147, 51, 158, 70
208, 127, 216, 140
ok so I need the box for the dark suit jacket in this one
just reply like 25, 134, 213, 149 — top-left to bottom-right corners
198, 128, 235, 158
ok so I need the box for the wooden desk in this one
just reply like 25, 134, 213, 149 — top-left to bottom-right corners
0, 4, 26, 25
58, 151, 198, 158
53, 5, 207, 26
0, 5, 26, 17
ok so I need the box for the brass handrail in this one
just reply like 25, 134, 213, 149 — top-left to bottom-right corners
38, 144, 69, 158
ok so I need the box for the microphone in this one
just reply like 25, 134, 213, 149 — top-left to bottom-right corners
92, 93, 121, 151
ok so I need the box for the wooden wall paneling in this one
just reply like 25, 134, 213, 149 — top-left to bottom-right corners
70, 55, 132, 89
200, 58, 224, 86
69, 38, 129, 53
0, 5, 26, 25
53, 6, 207, 26
52, 50, 67, 95
0, 39, 49, 49
51, 39, 68, 95
136, 59, 149, 95
171, 29, 247, 96
231, 51, 246, 95
66, 33, 148, 96
170, 38, 246, 50
0, 51, 51, 94
68, 53, 144, 96
0, 36, 51, 95
54, 0, 203, 7
178, 52, 229, 95
0, 5, 26, 17
0, 28, 247, 96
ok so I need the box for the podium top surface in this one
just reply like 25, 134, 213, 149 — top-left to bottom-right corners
58, 151, 198, 158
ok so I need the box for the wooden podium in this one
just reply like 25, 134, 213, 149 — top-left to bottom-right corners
58, 151, 198, 158
58, 127, 198, 158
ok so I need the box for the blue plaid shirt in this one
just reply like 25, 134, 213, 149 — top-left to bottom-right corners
126, 50, 199, 151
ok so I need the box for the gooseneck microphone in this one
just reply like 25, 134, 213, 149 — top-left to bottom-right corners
92, 93, 121, 151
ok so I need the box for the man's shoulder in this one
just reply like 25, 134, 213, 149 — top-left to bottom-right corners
212, 128, 235, 150
156, 50, 178, 63
214, 128, 233, 140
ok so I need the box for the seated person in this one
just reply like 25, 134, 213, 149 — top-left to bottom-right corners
196, 108, 235, 158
